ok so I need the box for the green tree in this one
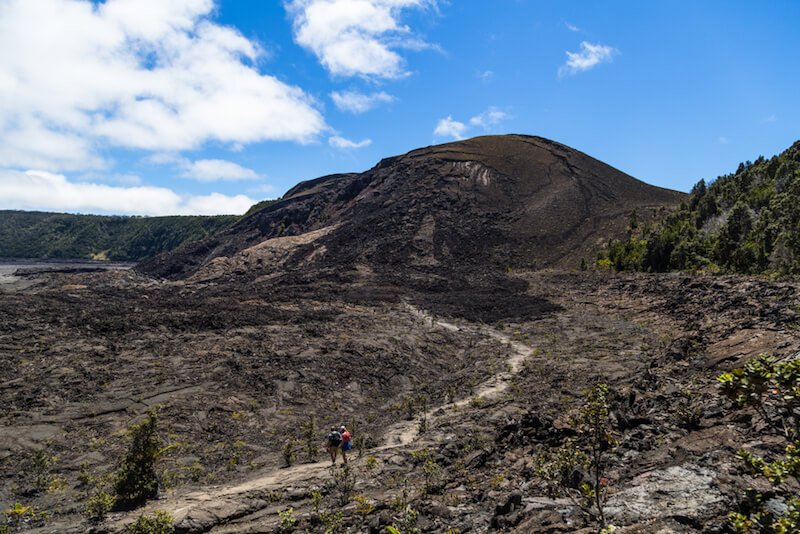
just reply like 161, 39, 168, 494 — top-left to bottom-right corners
114, 410, 163, 505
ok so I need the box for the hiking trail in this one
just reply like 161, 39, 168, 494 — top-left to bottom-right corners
106, 306, 537, 533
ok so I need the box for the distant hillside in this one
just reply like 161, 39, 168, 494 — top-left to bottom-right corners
603, 140, 800, 274
138, 135, 685, 281
0, 211, 241, 261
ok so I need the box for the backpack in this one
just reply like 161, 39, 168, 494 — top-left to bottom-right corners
327, 431, 342, 446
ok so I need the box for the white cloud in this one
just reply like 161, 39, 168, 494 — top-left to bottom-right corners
765, 114, 778, 123
331, 90, 395, 113
145, 154, 263, 182
434, 107, 509, 140
477, 70, 494, 81
286, 0, 435, 79
718, 136, 729, 144
0, 169, 255, 215
565, 22, 580, 32
559, 41, 616, 77
181, 159, 261, 182
469, 107, 508, 129
329, 135, 372, 149
433, 116, 467, 140
0, 0, 326, 171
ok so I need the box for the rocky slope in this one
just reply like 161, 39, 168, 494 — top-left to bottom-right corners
138, 135, 683, 282
2, 268, 797, 533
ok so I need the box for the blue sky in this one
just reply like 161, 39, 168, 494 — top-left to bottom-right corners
0, 0, 798, 215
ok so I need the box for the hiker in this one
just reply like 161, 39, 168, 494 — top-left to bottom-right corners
326, 427, 342, 464
340, 425, 351, 464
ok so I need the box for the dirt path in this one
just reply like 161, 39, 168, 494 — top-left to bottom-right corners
107, 307, 537, 533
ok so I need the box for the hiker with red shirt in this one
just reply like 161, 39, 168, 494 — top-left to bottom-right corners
340, 425, 351, 464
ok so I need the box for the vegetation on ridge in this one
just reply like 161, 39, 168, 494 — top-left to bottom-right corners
602, 140, 800, 274
0, 210, 239, 261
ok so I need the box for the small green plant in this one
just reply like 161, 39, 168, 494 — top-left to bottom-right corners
47, 474, 68, 493
402, 397, 417, 420
328, 464, 357, 507
718, 355, 800, 532
674, 388, 702, 430
114, 410, 165, 505
187, 461, 205, 482
126, 510, 174, 534
365, 455, 379, 471
534, 384, 617, 531
85, 490, 116, 522
354, 494, 375, 515
30, 448, 58, 492
422, 458, 443, 494
310, 489, 323, 516
265, 490, 284, 503
319, 509, 343, 533
282, 441, 298, 467
78, 461, 95, 489
390, 506, 420, 534
277, 507, 298, 533
490, 473, 507, 489
301, 415, 320, 461
2, 503, 47, 529
410, 448, 432, 464
390, 478, 411, 512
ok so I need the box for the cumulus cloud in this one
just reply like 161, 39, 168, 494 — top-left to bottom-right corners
286, 0, 435, 79
181, 159, 261, 182
0, 169, 255, 215
433, 116, 468, 140
145, 154, 263, 182
559, 41, 617, 77
329, 135, 372, 149
331, 90, 395, 113
0, 0, 326, 171
434, 107, 509, 140
469, 107, 508, 129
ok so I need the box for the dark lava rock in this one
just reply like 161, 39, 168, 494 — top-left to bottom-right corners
138, 135, 683, 286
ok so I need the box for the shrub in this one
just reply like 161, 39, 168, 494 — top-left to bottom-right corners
2, 503, 47, 529
421, 458, 443, 494
301, 415, 320, 461
309, 489, 323, 516
354, 495, 375, 515
327, 464, 357, 507
365, 455, 379, 471
85, 490, 116, 522
282, 441, 298, 467
389, 506, 420, 534
718, 355, 800, 532
277, 507, 298, 533
30, 448, 58, 492
126, 510, 174, 534
319, 509, 343, 533
534, 384, 617, 530
114, 410, 163, 505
